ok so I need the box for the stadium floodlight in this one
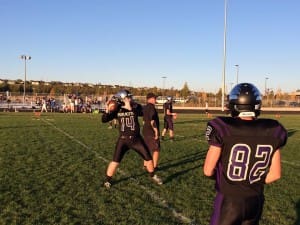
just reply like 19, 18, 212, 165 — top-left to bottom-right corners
265, 77, 269, 96
230, 82, 234, 90
162, 76, 167, 95
20, 55, 31, 104
235, 64, 239, 84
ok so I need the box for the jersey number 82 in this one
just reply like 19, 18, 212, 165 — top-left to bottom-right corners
227, 144, 273, 184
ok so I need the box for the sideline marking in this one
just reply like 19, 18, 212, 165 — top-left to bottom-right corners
42, 119, 196, 225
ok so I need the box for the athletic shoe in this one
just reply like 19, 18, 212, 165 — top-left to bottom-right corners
104, 181, 112, 189
152, 174, 163, 185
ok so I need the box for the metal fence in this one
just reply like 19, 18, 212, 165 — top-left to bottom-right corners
0, 92, 299, 110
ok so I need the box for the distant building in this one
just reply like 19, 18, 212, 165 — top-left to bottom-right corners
31, 81, 40, 85
289, 91, 300, 101
7, 80, 16, 85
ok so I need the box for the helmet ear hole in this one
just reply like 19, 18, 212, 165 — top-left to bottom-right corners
228, 83, 262, 117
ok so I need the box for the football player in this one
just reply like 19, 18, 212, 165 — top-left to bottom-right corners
102, 90, 162, 188
203, 83, 287, 225
143, 93, 160, 170
161, 96, 177, 141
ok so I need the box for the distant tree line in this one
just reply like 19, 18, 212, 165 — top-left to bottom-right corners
2, 79, 295, 107
0, 80, 206, 98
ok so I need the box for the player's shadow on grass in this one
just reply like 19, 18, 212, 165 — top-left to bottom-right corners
287, 129, 297, 137
159, 151, 206, 167
113, 150, 207, 185
162, 165, 201, 184
295, 199, 300, 225
174, 118, 210, 125
159, 150, 207, 184
172, 133, 205, 142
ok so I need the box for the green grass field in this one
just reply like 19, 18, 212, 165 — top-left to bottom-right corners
0, 112, 299, 225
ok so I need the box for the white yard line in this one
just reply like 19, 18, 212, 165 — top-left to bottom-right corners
281, 160, 300, 167
42, 119, 196, 225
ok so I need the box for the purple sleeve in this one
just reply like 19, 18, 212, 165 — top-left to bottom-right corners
274, 123, 288, 149
205, 122, 223, 147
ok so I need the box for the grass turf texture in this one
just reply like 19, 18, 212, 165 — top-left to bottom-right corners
0, 112, 299, 225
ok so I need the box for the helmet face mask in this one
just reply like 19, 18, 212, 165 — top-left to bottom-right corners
228, 83, 262, 118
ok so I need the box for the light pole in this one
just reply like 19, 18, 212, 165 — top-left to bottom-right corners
221, 0, 228, 111
20, 55, 31, 104
235, 64, 239, 84
264, 77, 269, 96
162, 76, 167, 96
230, 82, 234, 91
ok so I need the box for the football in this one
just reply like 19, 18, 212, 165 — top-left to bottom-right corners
173, 113, 177, 120
107, 99, 119, 112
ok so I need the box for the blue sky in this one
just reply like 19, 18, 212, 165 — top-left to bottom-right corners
1, 0, 299, 93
